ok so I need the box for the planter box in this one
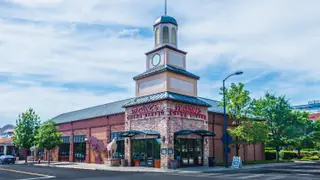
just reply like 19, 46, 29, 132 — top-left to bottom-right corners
154, 160, 161, 168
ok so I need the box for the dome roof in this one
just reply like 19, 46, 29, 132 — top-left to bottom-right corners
154, 15, 178, 26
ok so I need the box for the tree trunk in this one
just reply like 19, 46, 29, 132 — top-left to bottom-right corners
48, 150, 51, 165
24, 148, 27, 164
254, 144, 256, 161
276, 149, 280, 162
298, 149, 301, 158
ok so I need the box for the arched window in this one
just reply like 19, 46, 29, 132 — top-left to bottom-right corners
171, 28, 177, 45
155, 28, 160, 45
163, 26, 169, 43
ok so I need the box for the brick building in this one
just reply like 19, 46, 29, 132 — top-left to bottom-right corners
49, 11, 264, 168
292, 100, 320, 120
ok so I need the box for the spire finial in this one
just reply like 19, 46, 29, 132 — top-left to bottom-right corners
165, 0, 167, 16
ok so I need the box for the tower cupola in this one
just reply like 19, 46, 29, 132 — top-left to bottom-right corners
153, 1, 178, 48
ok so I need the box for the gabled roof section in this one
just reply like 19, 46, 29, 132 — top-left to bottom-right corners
51, 98, 133, 124
123, 91, 211, 108
198, 97, 224, 114
133, 64, 200, 80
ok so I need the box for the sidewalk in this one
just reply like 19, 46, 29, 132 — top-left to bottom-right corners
25, 161, 314, 173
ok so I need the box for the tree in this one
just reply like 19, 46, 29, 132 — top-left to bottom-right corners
251, 93, 297, 161
228, 120, 269, 161
12, 108, 40, 163
35, 120, 62, 164
218, 82, 252, 156
286, 111, 312, 157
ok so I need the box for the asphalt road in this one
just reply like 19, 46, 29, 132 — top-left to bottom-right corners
0, 162, 319, 180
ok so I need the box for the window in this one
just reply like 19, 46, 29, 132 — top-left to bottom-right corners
155, 28, 160, 45
110, 132, 125, 159
59, 136, 70, 161
73, 135, 86, 163
171, 28, 177, 45
163, 26, 169, 43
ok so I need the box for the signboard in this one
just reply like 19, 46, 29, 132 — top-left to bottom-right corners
127, 103, 207, 120
161, 148, 167, 155
308, 100, 320, 104
231, 156, 243, 168
169, 105, 207, 120
221, 132, 232, 144
168, 148, 173, 155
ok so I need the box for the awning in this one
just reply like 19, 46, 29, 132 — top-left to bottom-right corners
119, 130, 160, 138
174, 129, 216, 137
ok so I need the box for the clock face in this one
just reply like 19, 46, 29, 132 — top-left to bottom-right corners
151, 54, 161, 67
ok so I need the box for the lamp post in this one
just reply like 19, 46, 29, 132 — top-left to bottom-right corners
223, 71, 243, 168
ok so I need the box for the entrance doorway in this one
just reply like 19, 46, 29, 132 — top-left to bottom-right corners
174, 138, 203, 167
132, 138, 160, 167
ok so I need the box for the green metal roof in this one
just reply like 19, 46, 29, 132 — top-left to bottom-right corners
51, 98, 133, 124
154, 15, 178, 26
123, 92, 211, 107
133, 65, 199, 80
174, 129, 216, 137
51, 94, 224, 125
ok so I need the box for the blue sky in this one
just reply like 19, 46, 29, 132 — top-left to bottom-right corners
0, 0, 320, 125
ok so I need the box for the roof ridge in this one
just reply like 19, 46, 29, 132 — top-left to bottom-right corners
198, 96, 221, 102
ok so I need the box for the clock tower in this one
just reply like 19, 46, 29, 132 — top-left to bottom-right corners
133, 13, 200, 98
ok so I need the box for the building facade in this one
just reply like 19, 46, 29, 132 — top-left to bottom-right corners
0, 124, 15, 156
49, 12, 264, 168
292, 100, 320, 120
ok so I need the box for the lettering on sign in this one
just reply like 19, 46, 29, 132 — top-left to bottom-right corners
169, 105, 207, 120
126, 104, 207, 120
127, 104, 164, 120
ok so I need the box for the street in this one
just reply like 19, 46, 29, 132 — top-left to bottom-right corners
0, 162, 319, 180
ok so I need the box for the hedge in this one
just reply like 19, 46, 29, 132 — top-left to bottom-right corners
280, 151, 297, 160
309, 155, 320, 160
265, 150, 276, 160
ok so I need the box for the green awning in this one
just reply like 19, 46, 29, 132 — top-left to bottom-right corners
119, 130, 160, 138
174, 129, 215, 137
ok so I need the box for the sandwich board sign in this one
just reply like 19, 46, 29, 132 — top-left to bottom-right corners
231, 156, 243, 168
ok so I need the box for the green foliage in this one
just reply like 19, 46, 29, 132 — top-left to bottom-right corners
228, 120, 269, 145
35, 120, 62, 151
265, 150, 276, 160
309, 155, 320, 160
218, 82, 252, 126
12, 108, 40, 149
251, 93, 297, 161
280, 151, 297, 160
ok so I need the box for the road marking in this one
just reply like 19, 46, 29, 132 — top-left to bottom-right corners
265, 175, 286, 180
0, 168, 55, 179
16, 176, 56, 180
237, 174, 265, 179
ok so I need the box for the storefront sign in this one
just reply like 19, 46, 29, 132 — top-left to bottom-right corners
127, 104, 164, 120
169, 105, 207, 120
168, 148, 173, 155
127, 104, 207, 120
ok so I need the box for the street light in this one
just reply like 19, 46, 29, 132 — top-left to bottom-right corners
223, 71, 243, 168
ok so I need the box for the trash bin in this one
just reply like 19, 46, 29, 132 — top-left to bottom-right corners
121, 159, 127, 167
170, 160, 178, 169
208, 157, 216, 167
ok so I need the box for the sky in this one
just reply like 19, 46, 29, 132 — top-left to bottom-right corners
0, 0, 320, 126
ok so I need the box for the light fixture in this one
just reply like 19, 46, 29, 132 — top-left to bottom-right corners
162, 136, 166, 143
126, 139, 128, 144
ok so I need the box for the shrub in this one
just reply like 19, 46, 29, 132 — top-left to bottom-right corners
309, 155, 320, 160
265, 150, 276, 160
280, 151, 297, 160
300, 157, 310, 161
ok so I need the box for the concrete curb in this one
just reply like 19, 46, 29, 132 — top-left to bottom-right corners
30, 161, 315, 173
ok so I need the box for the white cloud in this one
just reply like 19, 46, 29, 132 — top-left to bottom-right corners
1, 0, 320, 125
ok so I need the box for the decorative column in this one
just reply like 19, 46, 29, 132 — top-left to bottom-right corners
125, 138, 132, 166
69, 132, 74, 162
85, 128, 91, 163
203, 115, 210, 166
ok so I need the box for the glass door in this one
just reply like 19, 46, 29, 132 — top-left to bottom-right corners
146, 139, 154, 167
139, 140, 146, 166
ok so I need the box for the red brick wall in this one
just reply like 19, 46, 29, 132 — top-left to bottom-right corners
49, 113, 125, 163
